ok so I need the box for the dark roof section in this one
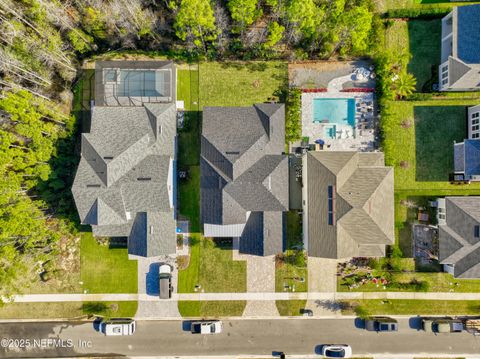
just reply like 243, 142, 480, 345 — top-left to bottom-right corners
72, 101, 177, 257
305, 151, 394, 259
439, 196, 480, 278
456, 5, 480, 64
201, 104, 288, 256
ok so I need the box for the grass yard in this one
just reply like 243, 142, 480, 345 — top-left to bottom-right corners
407, 20, 441, 92
0, 301, 137, 319
198, 61, 287, 108
178, 166, 200, 232
80, 232, 138, 294
382, 99, 480, 194
178, 235, 247, 293
178, 301, 246, 317
276, 300, 307, 316
276, 211, 308, 293
342, 299, 480, 316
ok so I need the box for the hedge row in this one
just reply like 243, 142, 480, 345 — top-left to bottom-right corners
385, 7, 451, 19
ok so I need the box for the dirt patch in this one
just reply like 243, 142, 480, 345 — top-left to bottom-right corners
288, 60, 374, 89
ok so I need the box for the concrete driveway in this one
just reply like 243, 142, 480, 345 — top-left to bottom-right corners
134, 255, 180, 318
233, 242, 279, 316
306, 257, 340, 316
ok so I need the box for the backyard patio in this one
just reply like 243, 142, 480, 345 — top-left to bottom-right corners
297, 62, 378, 152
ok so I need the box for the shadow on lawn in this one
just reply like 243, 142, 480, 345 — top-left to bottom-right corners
414, 106, 467, 182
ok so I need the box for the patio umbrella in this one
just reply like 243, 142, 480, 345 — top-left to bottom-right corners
315, 139, 325, 145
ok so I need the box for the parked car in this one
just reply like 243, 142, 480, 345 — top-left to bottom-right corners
300, 309, 313, 317
321, 344, 352, 358
365, 316, 398, 332
190, 320, 223, 334
422, 318, 463, 333
159, 264, 173, 299
99, 318, 136, 336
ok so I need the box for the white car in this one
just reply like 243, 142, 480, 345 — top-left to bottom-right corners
190, 320, 223, 334
100, 318, 136, 336
321, 344, 352, 358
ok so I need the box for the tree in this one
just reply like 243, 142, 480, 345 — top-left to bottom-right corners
285, 0, 320, 45
174, 0, 218, 53
263, 21, 284, 49
394, 72, 417, 99
227, 0, 261, 34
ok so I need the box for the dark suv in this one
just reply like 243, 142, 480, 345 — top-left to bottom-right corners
365, 317, 398, 332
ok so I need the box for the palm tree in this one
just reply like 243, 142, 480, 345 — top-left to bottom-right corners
393, 72, 417, 99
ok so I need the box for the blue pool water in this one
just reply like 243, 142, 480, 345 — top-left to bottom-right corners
313, 98, 356, 139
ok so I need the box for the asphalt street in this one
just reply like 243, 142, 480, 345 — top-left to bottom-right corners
1, 318, 480, 358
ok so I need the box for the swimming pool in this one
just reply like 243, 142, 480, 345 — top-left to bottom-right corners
313, 98, 356, 128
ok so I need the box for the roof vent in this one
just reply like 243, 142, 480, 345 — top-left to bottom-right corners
137, 177, 152, 181
86, 184, 101, 188
226, 151, 240, 155
150, 225, 154, 234
103, 156, 113, 160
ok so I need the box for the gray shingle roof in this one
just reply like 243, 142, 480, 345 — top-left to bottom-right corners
305, 151, 394, 259
201, 104, 288, 255
72, 102, 177, 257
439, 196, 480, 278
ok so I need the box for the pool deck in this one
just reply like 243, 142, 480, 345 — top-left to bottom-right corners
301, 73, 376, 152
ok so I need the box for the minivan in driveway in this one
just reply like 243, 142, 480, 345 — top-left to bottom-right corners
365, 316, 398, 332
159, 264, 173, 299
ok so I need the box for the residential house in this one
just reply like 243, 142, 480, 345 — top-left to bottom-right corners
72, 61, 177, 257
437, 197, 480, 278
439, 4, 480, 91
453, 105, 480, 181
302, 151, 394, 259
201, 104, 289, 256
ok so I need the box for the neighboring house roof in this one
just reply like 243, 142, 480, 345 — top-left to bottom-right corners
456, 5, 480, 64
439, 197, 480, 278
201, 104, 288, 256
95, 60, 175, 106
72, 102, 177, 257
454, 139, 480, 179
305, 151, 394, 259
443, 5, 480, 90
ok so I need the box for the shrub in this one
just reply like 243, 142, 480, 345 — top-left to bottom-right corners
385, 7, 450, 19
354, 305, 371, 319
285, 87, 302, 144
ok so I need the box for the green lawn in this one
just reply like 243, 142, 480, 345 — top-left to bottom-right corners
276, 300, 307, 316
407, 20, 441, 92
0, 301, 137, 319
275, 259, 308, 293
342, 300, 480, 315
382, 99, 480, 194
80, 232, 138, 294
178, 301, 246, 317
178, 166, 200, 232
198, 61, 287, 108
178, 235, 247, 293
286, 211, 303, 248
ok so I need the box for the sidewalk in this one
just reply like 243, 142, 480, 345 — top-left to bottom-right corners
8, 291, 480, 303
